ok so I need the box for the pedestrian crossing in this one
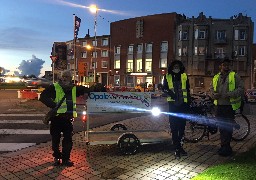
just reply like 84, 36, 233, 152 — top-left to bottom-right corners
0, 113, 51, 153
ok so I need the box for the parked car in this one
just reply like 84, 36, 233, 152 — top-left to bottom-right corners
245, 89, 256, 103
25, 78, 52, 88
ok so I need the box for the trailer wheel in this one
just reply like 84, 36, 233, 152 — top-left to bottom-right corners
117, 133, 140, 155
111, 124, 127, 131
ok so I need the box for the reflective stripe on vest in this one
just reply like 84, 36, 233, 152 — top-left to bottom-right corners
212, 71, 241, 110
166, 73, 188, 103
54, 83, 77, 117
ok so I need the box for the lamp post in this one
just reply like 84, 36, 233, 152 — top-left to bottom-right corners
90, 5, 98, 82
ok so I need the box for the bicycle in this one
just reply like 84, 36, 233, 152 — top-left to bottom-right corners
184, 94, 250, 143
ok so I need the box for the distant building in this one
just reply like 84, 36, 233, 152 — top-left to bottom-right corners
175, 12, 254, 92
51, 12, 254, 91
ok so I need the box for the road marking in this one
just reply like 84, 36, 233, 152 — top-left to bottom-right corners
0, 129, 50, 134
0, 120, 43, 124
0, 143, 36, 151
0, 114, 45, 117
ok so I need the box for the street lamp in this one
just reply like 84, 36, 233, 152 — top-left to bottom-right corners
89, 4, 98, 82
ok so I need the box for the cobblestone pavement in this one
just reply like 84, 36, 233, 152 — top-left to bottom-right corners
0, 112, 255, 180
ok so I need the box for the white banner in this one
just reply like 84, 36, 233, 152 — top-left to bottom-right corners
87, 92, 151, 113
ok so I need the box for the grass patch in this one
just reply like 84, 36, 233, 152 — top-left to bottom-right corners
0, 82, 26, 89
192, 146, 256, 180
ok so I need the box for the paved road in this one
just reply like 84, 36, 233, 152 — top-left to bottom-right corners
0, 89, 168, 154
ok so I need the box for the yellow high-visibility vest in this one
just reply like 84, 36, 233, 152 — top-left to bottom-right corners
54, 83, 77, 117
212, 71, 241, 110
166, 73, 188, 102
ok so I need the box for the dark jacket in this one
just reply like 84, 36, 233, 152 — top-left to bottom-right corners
163, 60, 191, 106
40, 83, 89, 114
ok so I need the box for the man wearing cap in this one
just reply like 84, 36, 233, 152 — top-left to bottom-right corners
40, 70, 90, 166
163, 60, 191, 159
210, 59, 244, 156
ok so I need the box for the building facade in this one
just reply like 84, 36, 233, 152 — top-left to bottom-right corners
51, 12, 254, 91
52, 35, 110, 86
109, 13, 177, 88
176, 12, 254, 93
108, 12, 254, 92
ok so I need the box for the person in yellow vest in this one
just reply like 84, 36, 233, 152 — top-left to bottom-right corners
210, 58, 244, 157
163, 60, 191, 159
40, 70, 90, 166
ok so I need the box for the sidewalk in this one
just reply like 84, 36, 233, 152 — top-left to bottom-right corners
0, 113, 256, 180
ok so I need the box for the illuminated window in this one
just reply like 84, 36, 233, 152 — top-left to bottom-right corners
114, 60, 120, 69
136, 59, 142, 72
145, 59, 152, 72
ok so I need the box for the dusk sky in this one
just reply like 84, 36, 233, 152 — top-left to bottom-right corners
0, 0, 255, 76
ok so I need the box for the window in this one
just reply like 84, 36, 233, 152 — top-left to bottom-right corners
114, 59, 120, 69
81, 52, 87, 58
194, 46, 198, 55
215, 48, 225, 58
145, 59, 152, 72
102, 38, 108, 46
82, 41, 87, 47
195, 29, 206, 39
137, 44, 143, 53
239, 30, 246, 40
183, 47, 188, 56
114, 75, 120, 86
179, 31, 188, 40
178, 48, 182, 56
238, 46, 246, 56
92, 40, 97, 46
115, 46, 121, 54
179, 30, 182, 40
102, 61, 107, 68
183, 31, 188, 40
127, 59, 133, 72
160, 58, 167, 68
128, 45, 133, 54
235, 29, 246, 40
216, 30, 226, 40
198, 47, 205, 55
92, 62, 97, 69
92, 51, 97, 58
101, 50, 108, 57
127, 76, 134, 87
161, 41, 168, 52
146, 43, 152, 53
136, 59, 142, 72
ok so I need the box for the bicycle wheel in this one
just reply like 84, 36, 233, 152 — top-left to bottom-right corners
232, 114, 250, 141
184, 121, 206, 143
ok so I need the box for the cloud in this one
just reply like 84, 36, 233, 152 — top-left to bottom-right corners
17, 55, 45, 77
0, 27, 52, 52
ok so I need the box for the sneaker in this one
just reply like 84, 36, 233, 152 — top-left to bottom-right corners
174, 149, 181, 159
62, 159, 74, 167
180, 148, 188, 156
53, 158, 61, 166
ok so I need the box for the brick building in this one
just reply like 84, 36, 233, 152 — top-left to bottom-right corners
109, 12, 254, 92
51, 12, 254, 91
110, 13, 177, 88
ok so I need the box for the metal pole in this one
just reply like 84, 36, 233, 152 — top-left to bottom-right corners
93, 11, 97, 82
52, 63, 55, 83
73, 14, 77, 84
